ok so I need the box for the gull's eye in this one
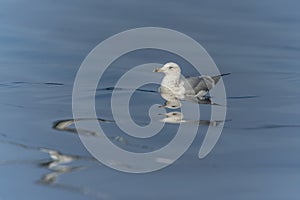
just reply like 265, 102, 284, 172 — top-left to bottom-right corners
168, 66, 173, 69
172, 113, 177, 115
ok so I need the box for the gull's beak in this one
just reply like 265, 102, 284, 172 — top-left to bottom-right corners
153, 67, 163, 72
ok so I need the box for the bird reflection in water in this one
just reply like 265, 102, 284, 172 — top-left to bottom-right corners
0, 134, 99, 195
159, 112, 223, 126
38, 148, 83, 185
37, 148, 107, 198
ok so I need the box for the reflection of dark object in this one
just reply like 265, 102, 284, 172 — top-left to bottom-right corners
53, 118, 153, 150
4, 81, 64, 87
11, 81, 64, 86
244, 124, 300, 130
227, 95, 259, 99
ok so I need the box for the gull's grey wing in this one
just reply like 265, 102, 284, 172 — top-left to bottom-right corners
182, 76, 215, 95
183, 73, 230, 96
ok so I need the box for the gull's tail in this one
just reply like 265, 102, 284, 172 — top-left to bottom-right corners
212, 73, 231, 83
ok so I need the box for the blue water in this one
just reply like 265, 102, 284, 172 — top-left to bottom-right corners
1, 0, 300, 199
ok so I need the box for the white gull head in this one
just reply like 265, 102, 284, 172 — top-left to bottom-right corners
154, 62, 181, 75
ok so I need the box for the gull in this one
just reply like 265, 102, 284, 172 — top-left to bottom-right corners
154, 62, 230, 100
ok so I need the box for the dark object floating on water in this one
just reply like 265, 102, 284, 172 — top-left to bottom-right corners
52, 118, 153, 150
9, 81, 64, 86
44, 82, 64, 86
53, 118, 113, 135
96, 86, 157, 93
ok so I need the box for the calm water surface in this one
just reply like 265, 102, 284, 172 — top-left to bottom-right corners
1, 0, 300, 199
